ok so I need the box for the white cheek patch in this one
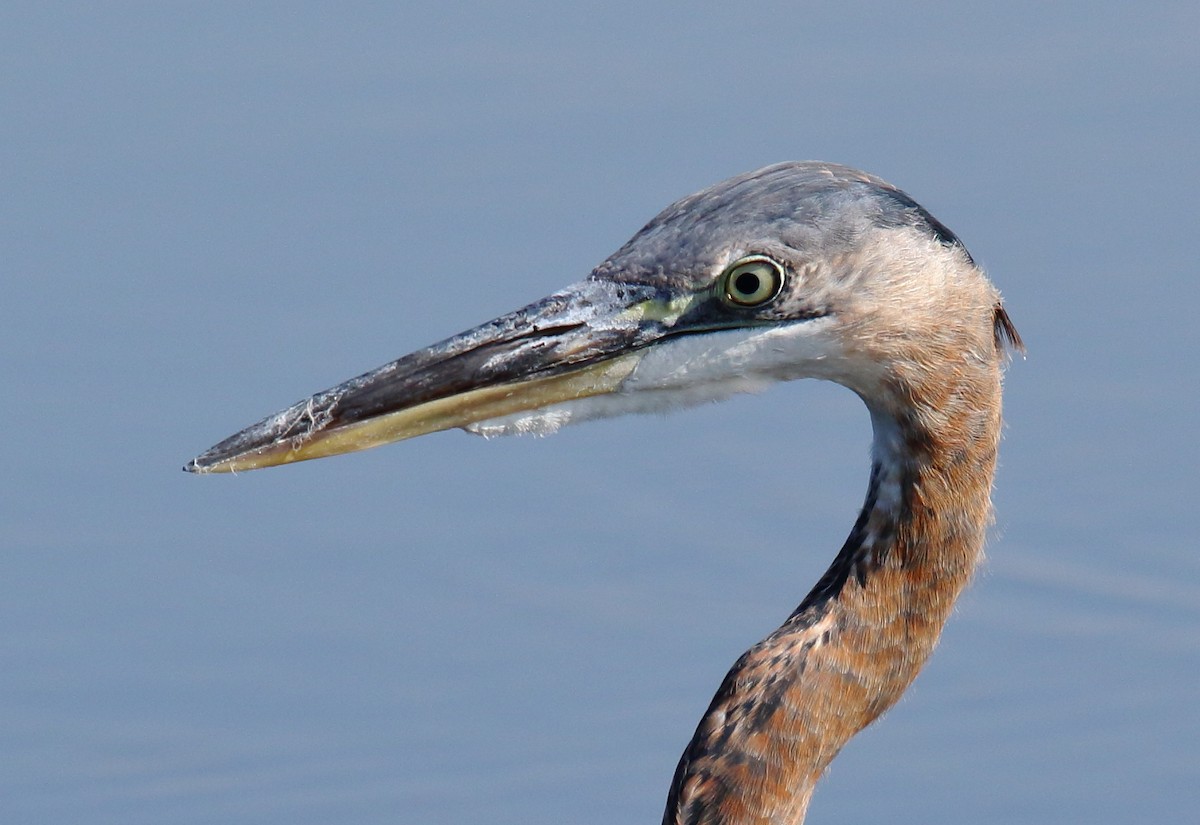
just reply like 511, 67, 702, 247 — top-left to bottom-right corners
465, 318, 841, 438
622, 317, 840, 390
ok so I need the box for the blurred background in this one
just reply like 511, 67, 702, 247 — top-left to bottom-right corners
2, 2, 1196, 823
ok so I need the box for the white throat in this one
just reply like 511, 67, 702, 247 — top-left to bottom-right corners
466, 318, 844, 438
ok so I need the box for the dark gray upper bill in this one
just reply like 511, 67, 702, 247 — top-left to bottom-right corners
184, 281, 663, 473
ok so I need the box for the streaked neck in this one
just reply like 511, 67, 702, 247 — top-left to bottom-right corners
663, 369, 1002, 825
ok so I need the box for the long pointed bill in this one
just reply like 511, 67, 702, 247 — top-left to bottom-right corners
186, 280, 701, 473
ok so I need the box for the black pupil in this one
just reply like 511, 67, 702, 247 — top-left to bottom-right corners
734, 271, 761, 297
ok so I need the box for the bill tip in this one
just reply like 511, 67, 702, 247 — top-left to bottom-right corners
183, 457, 209, 474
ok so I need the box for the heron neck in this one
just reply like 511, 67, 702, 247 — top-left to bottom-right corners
663, 371, 1002, 825
777, 385, 1002, 814
793, 395, 997, 620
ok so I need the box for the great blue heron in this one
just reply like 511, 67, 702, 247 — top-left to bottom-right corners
187, 161, 1020, 824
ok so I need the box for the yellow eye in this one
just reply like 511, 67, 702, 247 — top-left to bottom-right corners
721, 256, 784, 307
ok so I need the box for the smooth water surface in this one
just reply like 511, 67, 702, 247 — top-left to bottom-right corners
2, 3, 1197, 823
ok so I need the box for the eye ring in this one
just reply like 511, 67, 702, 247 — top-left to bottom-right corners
721, 255, 785, 307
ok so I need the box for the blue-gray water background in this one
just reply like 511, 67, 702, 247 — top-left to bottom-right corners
3, 3, 1197, 823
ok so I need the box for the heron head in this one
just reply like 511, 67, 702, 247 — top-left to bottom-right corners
187, 162, 1017, 474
